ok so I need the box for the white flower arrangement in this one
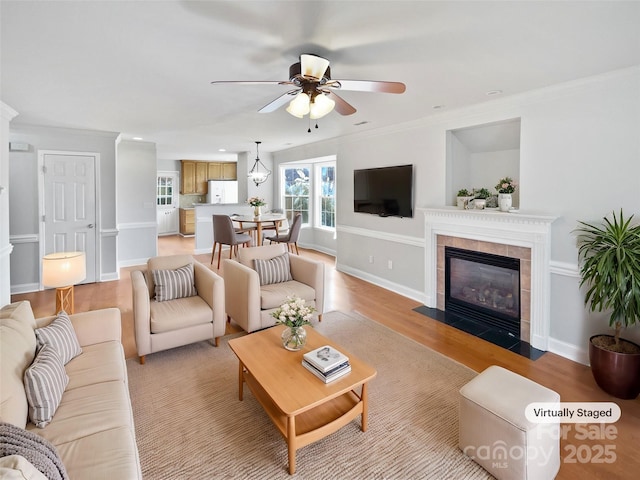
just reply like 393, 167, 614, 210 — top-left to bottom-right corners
271, 296, 315, 328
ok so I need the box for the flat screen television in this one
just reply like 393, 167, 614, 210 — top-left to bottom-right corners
353, 164, 414, 218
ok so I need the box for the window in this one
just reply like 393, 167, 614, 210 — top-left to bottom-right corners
156, 175, 175, 206
282, 167, 310, 224
316, 163, 335, 228
279, 157, 336, 232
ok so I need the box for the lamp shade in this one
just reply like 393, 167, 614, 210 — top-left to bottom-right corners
286, 92, 310, 118
310, 93, 335, 119
42, 251, 86, 288
300, 54, 330, 79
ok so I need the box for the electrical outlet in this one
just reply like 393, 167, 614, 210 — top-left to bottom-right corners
388, 260, 393, 269
368, 255, 374, 264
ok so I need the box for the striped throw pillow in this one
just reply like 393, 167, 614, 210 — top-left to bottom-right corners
254, 253, 293, 286
151, 263, 197, 302
35, 311, 82, 365
24, 344, 69, 428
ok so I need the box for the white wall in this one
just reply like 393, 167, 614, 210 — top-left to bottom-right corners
468, 149, 520, 207
273, 66, 640, 363
448, 132, 471, 203
116, 139, 158, 267
8, 125, 119, 292
0, 103, 19, 305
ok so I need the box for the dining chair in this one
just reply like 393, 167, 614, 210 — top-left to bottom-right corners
264, 213, 302, 254
211, 214, 253, 269
231, 214, 257, 243
260, 208, 289, 245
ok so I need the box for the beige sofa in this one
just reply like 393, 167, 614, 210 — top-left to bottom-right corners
0, 301, 141, 479
223, 244, 325, 333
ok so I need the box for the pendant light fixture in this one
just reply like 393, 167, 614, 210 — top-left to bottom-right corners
248, 141, 271, 186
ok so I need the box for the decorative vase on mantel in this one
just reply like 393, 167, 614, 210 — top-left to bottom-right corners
281, 326, 307, 351
498, 193, 512, 212
253, 205, 262, 217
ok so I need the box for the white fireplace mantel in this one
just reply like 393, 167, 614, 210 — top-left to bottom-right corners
419, 207, 558, 351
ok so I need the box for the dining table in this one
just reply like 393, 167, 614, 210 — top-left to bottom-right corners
231, 213, 287, 246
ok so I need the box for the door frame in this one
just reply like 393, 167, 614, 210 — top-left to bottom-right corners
37, 149, 101, 288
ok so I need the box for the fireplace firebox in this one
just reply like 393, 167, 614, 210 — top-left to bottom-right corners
445, 247, 521, 337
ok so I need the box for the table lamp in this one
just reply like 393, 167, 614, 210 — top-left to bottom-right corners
42, 251, 86, 314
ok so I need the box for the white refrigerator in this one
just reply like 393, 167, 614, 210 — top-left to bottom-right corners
206, 180, 238, 204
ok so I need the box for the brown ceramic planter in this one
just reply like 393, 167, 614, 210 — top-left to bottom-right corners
589, 335, 640, 399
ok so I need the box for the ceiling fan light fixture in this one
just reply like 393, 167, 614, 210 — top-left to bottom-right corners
300, 54, 330, 80
248, 141, 271, 187
286, 92, 310, 118
309, 93, 335, 119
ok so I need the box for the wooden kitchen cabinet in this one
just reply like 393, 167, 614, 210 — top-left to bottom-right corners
221, 162, 237, 180
208, 162, 237, 180
207, 162, 222, 180
195, 162, 208, 194
180, 161, 196, 194
179, 208, 195, 235
181, 160, 238, 194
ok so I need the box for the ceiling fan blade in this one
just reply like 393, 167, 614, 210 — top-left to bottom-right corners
211, 80, 295, 86
330, 79, 406, 94
258, 89, 301, 113
326, 91, 357, 116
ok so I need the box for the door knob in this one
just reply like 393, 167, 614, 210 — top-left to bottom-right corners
88, 224, 95, 228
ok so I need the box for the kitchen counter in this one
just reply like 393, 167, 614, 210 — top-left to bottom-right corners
193, 203, 254, 252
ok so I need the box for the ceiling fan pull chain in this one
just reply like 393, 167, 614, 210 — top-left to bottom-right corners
308, 116, 311, 133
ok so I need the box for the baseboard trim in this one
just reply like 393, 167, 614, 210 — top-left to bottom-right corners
548, 337, 589, 365
336, 262, 425, 304
100, 271, 120, 282
10, 283, 40, 295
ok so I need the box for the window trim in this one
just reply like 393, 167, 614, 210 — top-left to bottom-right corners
314, 161, 336, 231
278, 155, 337, 232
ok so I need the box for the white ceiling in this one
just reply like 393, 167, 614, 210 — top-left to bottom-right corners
2, 1, 639, 160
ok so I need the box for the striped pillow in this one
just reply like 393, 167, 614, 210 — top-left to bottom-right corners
254, 253, 293, 286
152, 263, 197, 302
24, 344, 69, 428
35, 311, 82, 365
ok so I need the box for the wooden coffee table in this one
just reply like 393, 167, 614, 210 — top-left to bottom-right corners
228, 325, 377, 474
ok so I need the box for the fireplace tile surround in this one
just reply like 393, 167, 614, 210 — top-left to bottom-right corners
420, 207, 557, 352
439, 235, 531, 342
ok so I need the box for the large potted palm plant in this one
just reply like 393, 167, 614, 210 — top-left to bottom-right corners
575, 209, 640, 399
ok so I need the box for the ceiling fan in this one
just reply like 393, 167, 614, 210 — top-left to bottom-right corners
211, 54, 406, 120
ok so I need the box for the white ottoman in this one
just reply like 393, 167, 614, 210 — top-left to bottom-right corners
459, 365, 560, 480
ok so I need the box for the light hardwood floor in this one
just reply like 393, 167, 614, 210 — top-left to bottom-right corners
11, 235, 639, 480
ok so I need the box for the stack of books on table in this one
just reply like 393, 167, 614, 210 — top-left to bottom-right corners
302, 345, 351, 383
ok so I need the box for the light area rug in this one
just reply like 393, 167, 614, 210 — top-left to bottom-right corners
127, 311, 492, 479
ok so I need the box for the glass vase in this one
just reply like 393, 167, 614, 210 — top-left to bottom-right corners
281, 326, 307, 351
253, 205, 261, 217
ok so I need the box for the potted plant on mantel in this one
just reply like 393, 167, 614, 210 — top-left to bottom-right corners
575, 209, 640, 399
472, 188, 491, 210
456, 188, 474, 209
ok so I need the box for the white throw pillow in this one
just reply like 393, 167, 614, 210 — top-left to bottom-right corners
34, 311, 82, 365
254, 253, 293, 286
151, 263, 197, 302
24, 345, 69, 428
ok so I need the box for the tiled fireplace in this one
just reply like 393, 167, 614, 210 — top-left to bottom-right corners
421, 208, 556, 351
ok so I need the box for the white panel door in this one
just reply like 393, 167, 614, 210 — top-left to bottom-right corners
43, 153, 97, 283
157, 172, 179, 235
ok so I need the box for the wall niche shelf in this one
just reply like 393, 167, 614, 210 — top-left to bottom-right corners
447, 118, 521, 209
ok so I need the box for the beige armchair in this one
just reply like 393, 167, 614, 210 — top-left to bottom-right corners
131, 255, 225, 364
223, 244, 324, 333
